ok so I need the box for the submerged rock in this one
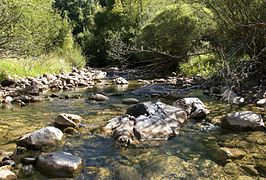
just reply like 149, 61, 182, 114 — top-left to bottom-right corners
122, 98, 139, 105
90, 94, 109, 101
37, 151, 82, 178
221, 111, 265, 131
54, 113, 83, 129
17, 126, 63, 149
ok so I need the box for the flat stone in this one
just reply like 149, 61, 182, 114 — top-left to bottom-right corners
37, 151, 82, 178
122, 98, 139, 105
17, 126, 63, 149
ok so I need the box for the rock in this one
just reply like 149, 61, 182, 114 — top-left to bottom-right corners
3, 96, 13, 104
31, 80, 44, 90
54, 113, 83, 129
153, 79, 165, 83
90, 94, 109, 101
17, 164, 34, 178
92, 71, 107, 80
257, 98, 266, 106
37, 151, 82, 178
21, 157, 36, 165
43, 74, 56, 81
241, 165, 259, 175
221, 87, 244, 105
115, 165, 141, 180
0, 170, 17, 180
95, 167, 112, 179
221, 111, 265, 131
122, 98, 139, 105
219, 147, 246, 159
112, 77, 128, 85
105, 101, 188, 146
173, 97, 209, 119
0, 78, 16, 87
17, 126, 63, 149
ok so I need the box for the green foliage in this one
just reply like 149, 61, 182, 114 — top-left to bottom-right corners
0, 56, 72, 80
180, 53, 219, 77
204, 0, 266, 62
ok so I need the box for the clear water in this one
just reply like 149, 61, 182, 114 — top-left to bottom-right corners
0, 82, 265, 179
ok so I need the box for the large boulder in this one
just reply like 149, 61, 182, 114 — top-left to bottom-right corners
17, 127, 63, 149
37, 151, 82, 178
0, 170, 17, 180
105, 101, 188, 146
54, 113, 83, 129
221, 111, 265, 131
173, 97, 209, 119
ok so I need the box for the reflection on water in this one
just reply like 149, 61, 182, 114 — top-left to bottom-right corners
0, 82, 265, 179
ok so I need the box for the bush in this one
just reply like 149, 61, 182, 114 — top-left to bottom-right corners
180, 53, 219, 78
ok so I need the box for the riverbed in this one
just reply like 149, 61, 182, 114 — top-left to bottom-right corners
0, 81, 265, 179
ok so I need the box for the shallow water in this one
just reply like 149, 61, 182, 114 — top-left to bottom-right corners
0, 81, 265, 179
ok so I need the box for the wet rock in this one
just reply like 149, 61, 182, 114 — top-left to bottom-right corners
257, 98, 266, 106
21, 157, 36, 165
209, 146, 246, 161
95, 167, 112, 179
0, 170, 17, 180
173, 97, 209, 119
219, 147, 246, 159
140, 155, 195, 179
112, 77, 128, 85
105, 101, 188, 146
54, 113, 83, 129
241, 165, 259, 175
0, 160, 15, 167
17, 126, 63, 149
221, 111, 265, 131
90, 94, 109, 101
63, 127, 79, 135
37, 151, 82, 178
115, 165, 141, 180
122, 98, 139, 105
16, 164, 34, 178
153, 79, 165, 83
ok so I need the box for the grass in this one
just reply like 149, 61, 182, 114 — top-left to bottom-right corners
0, 54, 73, 81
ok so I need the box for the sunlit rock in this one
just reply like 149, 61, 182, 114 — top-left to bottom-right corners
104, 101, 188, 146
0, 170, 17, 180
17, 126, 63, 149
89, 93, 109, 101
221, 111, 265, 131
54, 113, 83, 129
37, 151, 82, 178
173, 97, 209, 120
112, 77, 128, 85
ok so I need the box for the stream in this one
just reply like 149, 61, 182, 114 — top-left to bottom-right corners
0, 80, 265, 179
